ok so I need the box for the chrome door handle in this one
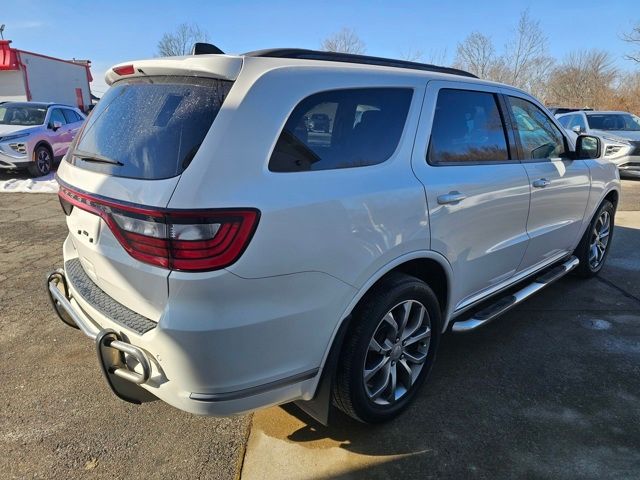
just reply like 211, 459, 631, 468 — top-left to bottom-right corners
437, 191, 467, 205
532, 178, 551, 188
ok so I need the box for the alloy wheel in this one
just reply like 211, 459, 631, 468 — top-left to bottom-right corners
363, 300, 431, 405
36, 148, 52, 175
589, 210, 611, 269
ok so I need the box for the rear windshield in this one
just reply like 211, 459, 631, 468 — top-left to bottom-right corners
67, 76, 233, 179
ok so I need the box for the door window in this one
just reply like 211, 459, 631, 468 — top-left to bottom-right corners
49, 109, 67, 127
508, 97, 566, 160
428, 89, 509, 164
567, 114, 587, 132
557, 115, 573, 128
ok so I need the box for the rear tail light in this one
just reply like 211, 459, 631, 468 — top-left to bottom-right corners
59, 185, 259, 272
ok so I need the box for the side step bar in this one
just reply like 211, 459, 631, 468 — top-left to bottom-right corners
452, 256, 579, 333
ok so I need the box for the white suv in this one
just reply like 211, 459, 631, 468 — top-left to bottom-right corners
47, 47, 620, 424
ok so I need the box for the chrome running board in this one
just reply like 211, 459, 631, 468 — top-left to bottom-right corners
452, 256, 579, 333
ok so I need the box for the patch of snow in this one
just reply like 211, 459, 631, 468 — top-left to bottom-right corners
0, 172, 58, 194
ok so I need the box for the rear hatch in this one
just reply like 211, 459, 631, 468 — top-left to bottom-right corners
57, 55, 242, 321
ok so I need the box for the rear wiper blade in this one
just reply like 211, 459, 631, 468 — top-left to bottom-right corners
74, 150, 124, 166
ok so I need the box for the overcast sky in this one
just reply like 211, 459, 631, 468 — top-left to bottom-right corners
3, 0, 638, 96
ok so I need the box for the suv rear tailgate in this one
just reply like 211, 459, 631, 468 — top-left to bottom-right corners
56, 62, 239, 323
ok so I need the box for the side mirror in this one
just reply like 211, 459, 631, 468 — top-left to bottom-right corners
50, 120, 63, 131
572, 125, 583, 134
575, 134, 601, 159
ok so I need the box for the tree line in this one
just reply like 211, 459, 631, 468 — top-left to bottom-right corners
157, 17, 640, 114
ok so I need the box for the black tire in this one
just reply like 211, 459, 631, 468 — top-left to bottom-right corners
333, 273, 441, 423
28, 145, 53, 177
573, 199, 615, 278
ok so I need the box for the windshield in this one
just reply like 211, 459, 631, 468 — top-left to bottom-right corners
0, 104, 47, 126
68, 75, 233, 180
586, 113, 640, 131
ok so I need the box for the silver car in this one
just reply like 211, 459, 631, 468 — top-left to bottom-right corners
0, 102, 86, 177
557, 110, 640, 178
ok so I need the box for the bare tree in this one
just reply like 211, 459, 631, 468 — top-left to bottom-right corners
157, 23, 210, 57
424, 47, 449, 65
503, 10, 554, 94
547, 50, 618, 109
454, 32, 496, 78
400, 48, 424, 62
321, 28, 366, 54
623, 22, 640, 63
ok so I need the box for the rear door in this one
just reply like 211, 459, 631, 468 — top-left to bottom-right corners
503, 92, 591, 272
46, 108, 68, 157
61, 108, 83, 154
411, 81, 532, 311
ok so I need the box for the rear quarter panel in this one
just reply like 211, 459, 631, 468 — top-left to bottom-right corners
168, 63, 431, 289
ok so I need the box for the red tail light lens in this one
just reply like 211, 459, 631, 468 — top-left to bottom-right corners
59, 186, 259, 272
112, 64, 135, 76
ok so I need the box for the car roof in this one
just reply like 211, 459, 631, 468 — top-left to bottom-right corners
1, 101, 78, 109
584, 110, 633, 115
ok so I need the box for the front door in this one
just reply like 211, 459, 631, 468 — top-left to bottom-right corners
412, 82, 532, 310
504, 93, 591, 272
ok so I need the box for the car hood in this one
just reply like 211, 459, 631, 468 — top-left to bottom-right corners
591, 129, 640, 143
0, 124, 42, 139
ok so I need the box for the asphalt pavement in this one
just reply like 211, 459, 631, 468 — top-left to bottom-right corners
0, 179, 638, 480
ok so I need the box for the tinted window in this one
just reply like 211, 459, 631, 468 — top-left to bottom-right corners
49, 109, 67, 126
68, 76, 233, 180
508, 97, 566, 160
62, 109, 82, 124
586, 113, 640, 131
428, 89, 509, 164
269, 88, 413, 172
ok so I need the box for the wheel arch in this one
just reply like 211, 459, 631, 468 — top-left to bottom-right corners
32, 140, 53, 159
298, 251, 454, 424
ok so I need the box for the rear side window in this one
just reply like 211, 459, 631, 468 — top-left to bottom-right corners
269, 88, 413, 172
62, 109, 82, 124
507, 96, 566, 160
428, 89, 509, 164
68, 76, 233, 180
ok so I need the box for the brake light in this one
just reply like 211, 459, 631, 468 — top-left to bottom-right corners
59, 186, 259, 272
113, 64, 135, 76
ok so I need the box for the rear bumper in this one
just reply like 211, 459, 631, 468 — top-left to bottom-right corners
47, 251, 354, 416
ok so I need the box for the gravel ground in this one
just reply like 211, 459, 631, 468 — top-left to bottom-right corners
0, 194, 250, 480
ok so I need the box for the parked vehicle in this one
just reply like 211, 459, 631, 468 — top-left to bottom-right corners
47, 47, 620, 425
557, 110, 640, 178
0, 102, 85, 176
548, 107, 592, 116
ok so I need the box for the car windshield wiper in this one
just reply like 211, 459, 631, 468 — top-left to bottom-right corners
74, 150, 124, 166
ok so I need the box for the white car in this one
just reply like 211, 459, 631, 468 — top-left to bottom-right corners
0, 102, 86, 176
556, 110, 640, 178
47, 47, 620, 424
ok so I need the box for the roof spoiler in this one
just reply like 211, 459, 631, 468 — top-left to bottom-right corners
191, 43, 224, 55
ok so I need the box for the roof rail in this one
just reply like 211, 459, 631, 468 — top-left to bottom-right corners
243, 48, 477, 78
